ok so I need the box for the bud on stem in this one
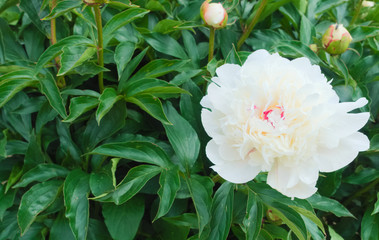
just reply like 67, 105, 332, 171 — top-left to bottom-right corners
322, 24, 352, 55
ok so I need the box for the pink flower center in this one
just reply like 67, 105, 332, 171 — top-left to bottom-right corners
262, 106, 285, 127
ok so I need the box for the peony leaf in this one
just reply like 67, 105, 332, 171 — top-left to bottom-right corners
163, 102, 200, 171
63, 169, 90, 240
209, 182, 234, 240
242, 190, 263, 240
142, 33, 188, 59
361, 207, 379, 239
307, 194, 354, 218
96, 88, 123, 124
90, 141, 172, 168
18, 180, 63, 235
114, 41, 136, 79
43, 0, 82, 20
102, 196, 145, 240
58, 46, 97, 76
63, 96, 99, 123
155, 168, 181, 221
124, 78, 190, 98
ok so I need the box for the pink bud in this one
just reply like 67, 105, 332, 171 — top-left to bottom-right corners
200, 1, 228, 29
322, 24, 352, 55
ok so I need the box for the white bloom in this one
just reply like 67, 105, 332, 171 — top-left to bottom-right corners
362, 1, 375, 7
201, 2, 228, 29
201, 50, 370, 199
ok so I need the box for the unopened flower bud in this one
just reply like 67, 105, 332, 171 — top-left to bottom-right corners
322, 24, 352, 55
200, 1, 228, 29
266, 209, 283, 225
362, 1, 375, 7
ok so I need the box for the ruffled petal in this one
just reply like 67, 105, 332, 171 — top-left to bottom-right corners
211, 161, 261, 184
317, 132, 369, 172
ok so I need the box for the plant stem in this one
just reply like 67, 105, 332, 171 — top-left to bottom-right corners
237, 0, 268, 50
208, 27, 215, 62
350, 0, 363, 26
343, 178, 379, 206
94, 5, 104, 93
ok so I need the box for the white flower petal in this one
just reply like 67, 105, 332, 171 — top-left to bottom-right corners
211, 161, 261, 184
317, 132, 369, 172
214, 64, 241, 87
338, 97, 368, 113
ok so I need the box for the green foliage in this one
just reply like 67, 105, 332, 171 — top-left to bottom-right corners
0, 0, 378, 239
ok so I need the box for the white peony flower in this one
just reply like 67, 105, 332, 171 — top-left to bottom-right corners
201, 50, 370, 199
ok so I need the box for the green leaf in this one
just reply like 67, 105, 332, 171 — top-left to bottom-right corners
96, 165, 161, 205
19, 0, 50, 35
345, 168, 379, 185
56, 120, 82, 164
289, 205, 325, 234
14, 164, 69, 188
209, 182, 234, 240
89, 164, 113, 197
129, 59, 190, 82
96, 88, 123, 124
0, 185, 16, 221
0, 70, 38, 107
126, 94, 171, 125
64, 169, 90, 240
124, 78, 189, 98
114, 41, 136, 79
23, 133, 45, 171
50, 212, 75, 240
43, 0, 82, 20
103, 8, 150, 46
81, 101, 126, 151
307, 194, 354, 218
269, 202, 307, 240
118, 47, 149, 90
373, 192, 379, 215
39, 71, 67, 118
35, 35, 93, 73
186, 175, 214, 237
361, 207, 379, 240
350, 26, 379, 42
143, 33, 188, 59
90, 141, 171, 167
155, 168, 181, 220
17, 180, 63, 234
102, 196, 145, 240
163, 103, 200, 171
63, 96, 99, 123
5, 163, 23, 193
58, 46, 97, 76
300, 15, 315, 45
274, 40, 324, 66
243, 190, 263, 240
328, 226, 344, 240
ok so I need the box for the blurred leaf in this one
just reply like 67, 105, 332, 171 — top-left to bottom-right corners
289, 205, 325, 234
345, 168, 379, 185
114, 41, 135, 79
163, 102, 200, 171
35, 101, 58, 132
361, 207, 379, 240
39, 71, 67, 118
18, 180, 63, 234
242, 190, 263, 240
91, 141, 171, 167
350, 26, 379, 43
96, 88, 123, 124
328, 226, 344, 240
89, 164, 113, 197
307, 194, 354, 218
373, 193, 379, 215
58, 46, 97, 76
186, 175, 214, 237
163, 213, 198, 229
35, 35, 93, 73
314, 0, 348, 16
103, 8, 150, 46
143, 33, 188, 59
209, 182, 234, 240
14, 164, 69, 188
50, 212, 75, 240
102, 196, 145, 240
155, 168, 181, 220
274, 40, 324, 66
182, 30, 200, 67
126, 94, 171, 125
300, 15, 315, 45
56, 120, 82, 164
64, 169, 90, 240
43, 0, 82, 20
63, 96, 99, 123
93, 165, 161, 205
5, 163, 23, 193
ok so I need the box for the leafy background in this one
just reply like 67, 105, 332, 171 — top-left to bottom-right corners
0, 0, 378, 239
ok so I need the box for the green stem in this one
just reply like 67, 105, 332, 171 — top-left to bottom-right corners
343, 178, 379, 206
350, 0, 363, 25
237, 0, 268, 50
208, 27, 215, 62
94, 5, 104, 93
